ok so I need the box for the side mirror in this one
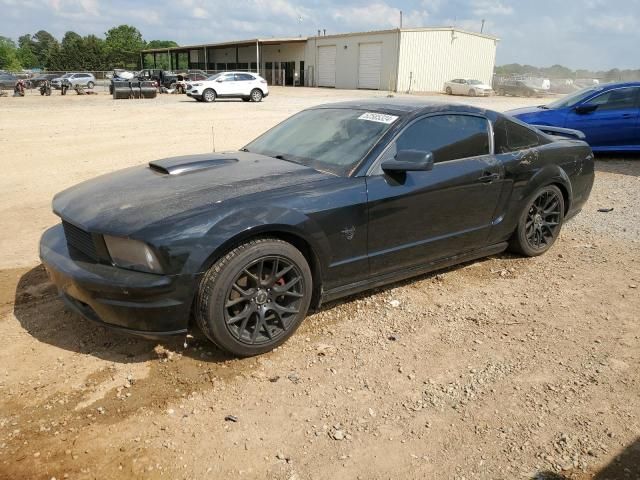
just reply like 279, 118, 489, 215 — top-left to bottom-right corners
216, 78, 224, 83
574, 104, 598, 115
381, 150, 434, 173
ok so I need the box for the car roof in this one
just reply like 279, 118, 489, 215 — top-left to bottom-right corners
217, 71, 258, 75
310, 98, 492, 117
598, 81, 640, 89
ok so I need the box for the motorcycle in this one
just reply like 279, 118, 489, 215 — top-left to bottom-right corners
13, 79, 25, 97
40, 80, 52, 96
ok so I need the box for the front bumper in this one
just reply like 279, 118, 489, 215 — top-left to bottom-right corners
186, 91, 202, 100
39, 224, 195, 337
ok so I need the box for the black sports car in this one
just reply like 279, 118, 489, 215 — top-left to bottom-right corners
40, 100, 594, 356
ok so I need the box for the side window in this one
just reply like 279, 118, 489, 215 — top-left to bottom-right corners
494, 117, 540, 153
220, 74, 234, 82
587, 87, 639, 110
388, 114, 490, 164
235, 73, 254, 81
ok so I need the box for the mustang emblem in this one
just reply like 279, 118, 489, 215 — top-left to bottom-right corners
341, 226, 356, 240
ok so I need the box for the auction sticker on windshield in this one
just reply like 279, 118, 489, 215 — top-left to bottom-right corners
358, 112, 399, 124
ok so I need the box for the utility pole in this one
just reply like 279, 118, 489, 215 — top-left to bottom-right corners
481, 19, 485, 33
400, 10, 403, 28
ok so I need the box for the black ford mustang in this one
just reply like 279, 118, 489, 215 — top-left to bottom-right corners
40, 99, 594, 356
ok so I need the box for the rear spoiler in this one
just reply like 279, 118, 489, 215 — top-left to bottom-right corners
533, 125, 586, 140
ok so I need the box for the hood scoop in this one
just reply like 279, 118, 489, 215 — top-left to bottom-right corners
149, 154, 238, 175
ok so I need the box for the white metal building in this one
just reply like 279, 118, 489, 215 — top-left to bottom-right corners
142, 27, 498, 93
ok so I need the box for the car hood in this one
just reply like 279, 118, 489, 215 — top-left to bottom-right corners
53, 151, 330, 235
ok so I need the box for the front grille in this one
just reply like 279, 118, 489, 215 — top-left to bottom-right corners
62, 221, 98, 261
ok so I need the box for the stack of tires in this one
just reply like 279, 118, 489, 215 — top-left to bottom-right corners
112, 80, 157, 100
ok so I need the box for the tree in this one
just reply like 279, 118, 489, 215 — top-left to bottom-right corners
0, 36, 22, 71
146, 40, 179, 49
16, 34, 38, 68
31, 30, 59, 68
105, 25, 146, 68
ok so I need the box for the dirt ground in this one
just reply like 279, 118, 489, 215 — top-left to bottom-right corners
0, 87, 638, 480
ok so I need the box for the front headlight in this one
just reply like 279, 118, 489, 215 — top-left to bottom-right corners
104, 235, 163, 274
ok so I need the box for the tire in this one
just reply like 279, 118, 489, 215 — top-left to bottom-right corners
509, 185, 565, 257
445, 87, 452, 95
202, 88, 216, 102
250, 88, 263, 102
87, 81, 95, 89
195, 238, 313, 357
468, 89, 476, 97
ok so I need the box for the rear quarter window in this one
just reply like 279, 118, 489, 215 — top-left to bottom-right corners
494, 117, 541, 153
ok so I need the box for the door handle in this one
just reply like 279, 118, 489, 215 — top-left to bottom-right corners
477, 172, 500, 183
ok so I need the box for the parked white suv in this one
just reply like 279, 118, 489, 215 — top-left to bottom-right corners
51, 72, 96, 90
186, 71, 269, 102
443, 79, 493, 96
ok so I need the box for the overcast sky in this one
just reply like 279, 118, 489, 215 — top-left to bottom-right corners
1, 0, 639, 70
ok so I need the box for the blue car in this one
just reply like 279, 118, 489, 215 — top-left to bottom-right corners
507, 81, 640, 152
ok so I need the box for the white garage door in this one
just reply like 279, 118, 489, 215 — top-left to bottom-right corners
358, 43, 382, 90
318, 45, 336, 87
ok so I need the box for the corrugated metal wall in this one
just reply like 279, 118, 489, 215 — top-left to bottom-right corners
305, 31, 400, 90
397, 30, 497, 93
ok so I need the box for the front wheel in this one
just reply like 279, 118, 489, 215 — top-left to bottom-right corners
468, 89, 476, 97
195, 238, 313, 357
202, 88, 216, 102
87, 81, 95, 89
250, 88, 263, 102
445, 87, 452, 95
509, 185, 564, 257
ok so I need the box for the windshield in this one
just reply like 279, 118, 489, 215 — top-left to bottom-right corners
244, 108, 398, 176
546, 85, 602, 109
468, 80, 483, 85
206, 73, 222, 81
61, 73, 72, 78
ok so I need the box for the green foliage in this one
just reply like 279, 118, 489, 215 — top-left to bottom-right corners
105, 25, 146, 68
0, 36, 22, 71
146, 40, 179, 49
1, 26, 178, 72
495, 63, 640, 81
16, 34, 38, 68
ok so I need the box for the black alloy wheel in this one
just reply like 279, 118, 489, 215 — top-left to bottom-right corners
195, 238, 312, 357
510, 185, 564, 256
224, 255, 305, 344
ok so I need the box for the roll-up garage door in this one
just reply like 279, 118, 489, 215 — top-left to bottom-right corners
358, 43, 382, 90
318, 45, 336, 87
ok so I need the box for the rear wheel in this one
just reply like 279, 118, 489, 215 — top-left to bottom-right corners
195, 238, 313, 357
250, 88, 263, 102
87, 81, 95, 89
445, 87, 452, 95
468, 89, 476, 97
203, 88, 216, 102
509, 185, 564, 257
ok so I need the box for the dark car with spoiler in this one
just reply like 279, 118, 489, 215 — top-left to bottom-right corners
40, 100, 594, 357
